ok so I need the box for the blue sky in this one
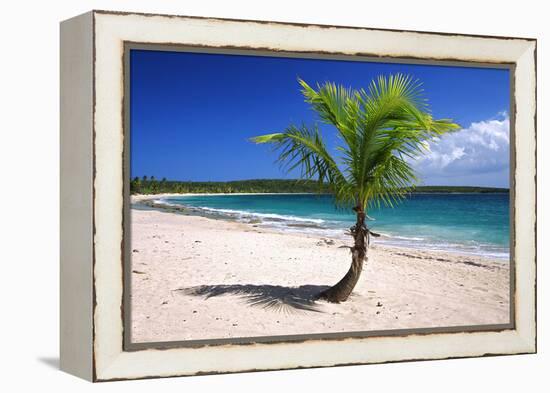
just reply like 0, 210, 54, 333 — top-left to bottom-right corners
130, 49, 510, 187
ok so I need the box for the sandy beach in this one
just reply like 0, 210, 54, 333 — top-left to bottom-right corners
130, 198, 510, 344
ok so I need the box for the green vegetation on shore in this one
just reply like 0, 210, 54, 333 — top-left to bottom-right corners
130, 177, 508, 195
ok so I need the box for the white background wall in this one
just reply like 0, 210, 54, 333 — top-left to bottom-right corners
0, 0, 546, 391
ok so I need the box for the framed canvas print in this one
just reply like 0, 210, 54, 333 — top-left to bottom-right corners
60, 10, 537, 381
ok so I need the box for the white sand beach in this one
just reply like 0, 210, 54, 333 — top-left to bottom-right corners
129, 198, 510, 344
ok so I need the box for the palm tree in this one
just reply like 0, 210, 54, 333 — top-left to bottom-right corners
251, 74, 460, 303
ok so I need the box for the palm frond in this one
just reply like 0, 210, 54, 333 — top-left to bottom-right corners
250, 125, 355, 206
251, 74, 460, 212
298, 79, 359, 157
351, 74, 459, 207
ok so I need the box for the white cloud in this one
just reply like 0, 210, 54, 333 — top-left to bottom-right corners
412, 112, 510, 184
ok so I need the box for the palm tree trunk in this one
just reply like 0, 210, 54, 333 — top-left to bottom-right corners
318, 208, 368, 303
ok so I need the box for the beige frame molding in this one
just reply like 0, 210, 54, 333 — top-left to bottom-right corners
60, 10, 536, 382
122, 44, 518, 351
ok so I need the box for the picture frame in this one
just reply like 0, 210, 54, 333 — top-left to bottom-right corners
60, 10, 537, 381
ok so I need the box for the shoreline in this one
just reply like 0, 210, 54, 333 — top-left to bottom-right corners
131, 193, 510, 261
131, 192, 323, 202
131, 190, 510, 202
130, 208, 510, 343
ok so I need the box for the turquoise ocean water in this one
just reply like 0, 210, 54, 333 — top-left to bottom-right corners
159, 193, 510, 260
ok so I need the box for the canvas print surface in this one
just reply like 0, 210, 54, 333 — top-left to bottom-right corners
128, 48, 511, 345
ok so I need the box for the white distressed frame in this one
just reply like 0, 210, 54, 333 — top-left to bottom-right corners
60, 10, 536, 381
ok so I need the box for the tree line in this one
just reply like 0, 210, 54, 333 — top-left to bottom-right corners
130, 176, 508, 195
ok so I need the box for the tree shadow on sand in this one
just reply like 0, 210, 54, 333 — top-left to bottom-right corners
177, 284, 330, 314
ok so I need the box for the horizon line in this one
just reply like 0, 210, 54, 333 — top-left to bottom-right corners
130, 177, 509, 189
